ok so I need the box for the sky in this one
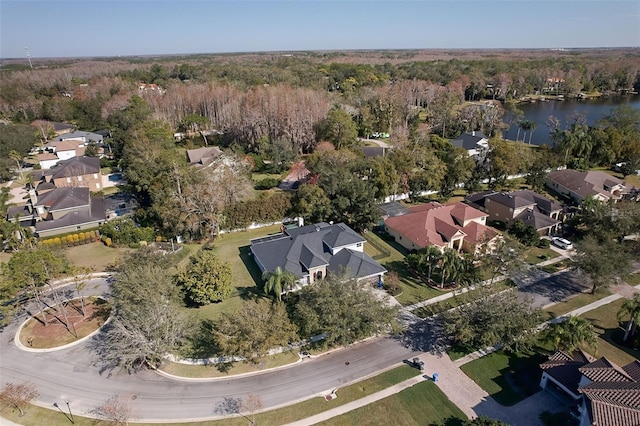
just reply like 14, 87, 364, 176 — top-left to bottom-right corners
1, 0, 639, 58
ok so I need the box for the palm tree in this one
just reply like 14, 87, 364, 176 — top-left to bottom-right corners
527, 121, 537, 144
618, 294, 640, 343
439, 248, 461, 289
545, 316, 598, 353
262, 267, 297, 301
9, 150, 24, 181
421, 245, 442, 281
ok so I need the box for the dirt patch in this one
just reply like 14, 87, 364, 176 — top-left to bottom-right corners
19, 298, 110, 349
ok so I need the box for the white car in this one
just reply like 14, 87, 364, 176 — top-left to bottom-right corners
551, 237, 573, 250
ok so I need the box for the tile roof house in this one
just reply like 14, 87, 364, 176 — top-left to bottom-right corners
33, 156, 102, 191
451, 131, 489, 160
540, 350, 640, 426
465, 189, 563, 235
383, 201, 497, 253
546, 170, 631, 203
7, 187, 106, 238
250, 222, 386, 290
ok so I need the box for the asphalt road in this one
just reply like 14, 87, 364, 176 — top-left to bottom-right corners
0, 278, 422, 422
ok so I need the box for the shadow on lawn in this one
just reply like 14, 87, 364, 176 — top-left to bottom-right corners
596, 325, 640, 359
491, 351, 546, 406
238, 245, 264, 300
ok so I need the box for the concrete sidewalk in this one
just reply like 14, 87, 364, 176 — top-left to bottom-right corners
284, 374, 428, 426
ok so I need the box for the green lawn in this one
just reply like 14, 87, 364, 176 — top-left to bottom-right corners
523, 246, 560, 265
63, 242, 131, 272
544, 290, 612, 319
318, 380, 467, 426
161, 351, 300, 378
414, 280, 514, 319
363, 231, 442, 305
251, 172, 285, 182
460, 350, 546, 406
580, 298, 639, 366
185, 225, 282, 322
623, 272, 640, 286
1, 366, 421, 426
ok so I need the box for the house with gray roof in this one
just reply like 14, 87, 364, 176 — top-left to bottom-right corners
250, 222, 386, 291
546, 169, 631, 204
540, 350, 640, 426
465, 189, 563, 235
34, 156, 102, 190
451, 131, 489, 160
7, 187, 106, 238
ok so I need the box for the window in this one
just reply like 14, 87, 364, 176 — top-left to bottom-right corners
96, 183, 100, 189
356, 243, 362, 248
93, 173, 98, 179
66, 177, 71, 183
77, 176, 83, 181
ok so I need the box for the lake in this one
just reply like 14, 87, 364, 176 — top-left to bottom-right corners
503, 94, 640, 146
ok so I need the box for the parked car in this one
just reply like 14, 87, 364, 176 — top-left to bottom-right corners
551, 237, 573, 250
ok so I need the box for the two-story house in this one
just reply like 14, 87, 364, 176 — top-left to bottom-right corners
451, 131, 489, 161
383, 201, 497, 254
465, 189, 563, 235
250, 222, 386, 289
34, 156, 103, 191
546, 169, 631, 204
7, 187, 106, 238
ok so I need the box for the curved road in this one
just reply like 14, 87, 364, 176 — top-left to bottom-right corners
0, 278, 422, 422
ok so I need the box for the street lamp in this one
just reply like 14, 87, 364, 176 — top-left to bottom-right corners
65, 399, 74, 424
54, 400, 74, 424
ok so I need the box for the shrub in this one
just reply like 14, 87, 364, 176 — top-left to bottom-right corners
104, 237, 112, 247
254, 177, 280, 190
53, 237, 61, 247
61, 236, 68, 246
538, 239, 550, 248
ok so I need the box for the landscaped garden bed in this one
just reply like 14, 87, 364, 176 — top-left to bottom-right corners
19, 297, 110, 349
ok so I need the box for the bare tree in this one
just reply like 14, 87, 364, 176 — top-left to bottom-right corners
92, 394, 132, 425
241, 394, 263, 426
0, 382, 39, 416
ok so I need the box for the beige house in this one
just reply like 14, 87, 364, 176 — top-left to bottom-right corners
384, 201, 497, 253
466, 190, 563, 236
34, 156, 102, 191
546, 169, 630, 203
7, 187, 106, 238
